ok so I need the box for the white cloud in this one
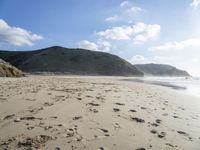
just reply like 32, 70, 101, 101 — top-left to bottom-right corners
154, 56, 167, 60
106, 1, 143, 22
0, 19, 43, 46
97, 22, 161, 44
127, 6, 142, 13
191, 0, 200, 8
149, 38, 200, 51
78, 40, 98, 51
129, 55, 154, 64
96, 40, 112, 52
120, 1, 131, 8
105, 16, 119, 22
77, 40, 112, 52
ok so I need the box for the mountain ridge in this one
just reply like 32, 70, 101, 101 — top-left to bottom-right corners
0, 46, 144, 76
135, 63, 190, 76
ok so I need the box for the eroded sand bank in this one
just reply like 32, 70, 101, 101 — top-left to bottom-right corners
0, 75, 200, 150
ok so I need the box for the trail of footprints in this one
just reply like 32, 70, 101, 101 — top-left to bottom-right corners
0, 78, 199, 150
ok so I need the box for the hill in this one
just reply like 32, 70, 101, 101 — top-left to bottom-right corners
0, 59, 24, 77
0, 46, 143, 76
135, 63, 190, 76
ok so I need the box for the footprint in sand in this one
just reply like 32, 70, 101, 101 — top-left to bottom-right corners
87, 102, 100, 106
43, 102, 54, 107
129, 109, 137, 112
131, 117, 145, 123
99, 128, 110, 137
150, 129, 157, 134
115, 102, 125, 106
150, 123, 159, 127
73, 116, 82, 120
177, 130, 191, 140
135, 148, 146, 150
89, 108, 99, 113
157, 132, 166, 138
173, 115, 181, 119
155, 119, 162, 124
165, 143, 177, 148
113, 108, 120, 112
77, 97, 82, 101
3, 114, 15, 120
99, 128, 109, 133
162, 113, 168, 116
114, 123, 120, 129
140, 107, 147, 110
98, 146, 109, 150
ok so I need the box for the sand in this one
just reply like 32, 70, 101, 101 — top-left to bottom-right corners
0, 75, 200, 150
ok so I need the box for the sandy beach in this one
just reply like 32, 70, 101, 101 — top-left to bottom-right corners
0, 75, 200, 150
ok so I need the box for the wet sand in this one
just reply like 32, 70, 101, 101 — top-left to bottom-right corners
0, 75, 200, 150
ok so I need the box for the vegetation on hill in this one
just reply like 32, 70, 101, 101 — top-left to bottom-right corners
0, 46, 144, 76
0, 59, 24, 77
135, 63, 190, 76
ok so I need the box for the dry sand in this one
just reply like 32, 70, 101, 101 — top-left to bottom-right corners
0, 75, 200, 150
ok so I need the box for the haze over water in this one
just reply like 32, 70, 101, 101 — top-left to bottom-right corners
136, 77, 200, 98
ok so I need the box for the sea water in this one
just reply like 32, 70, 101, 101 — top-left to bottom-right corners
133, 76, 200, 98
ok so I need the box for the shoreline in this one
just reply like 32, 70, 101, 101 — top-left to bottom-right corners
121, 78, 187, 90
0, 75, 200, 150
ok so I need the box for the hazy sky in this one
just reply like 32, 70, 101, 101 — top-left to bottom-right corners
0, 0, 200, 76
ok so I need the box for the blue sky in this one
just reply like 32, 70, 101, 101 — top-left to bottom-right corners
0, 0, 200, 75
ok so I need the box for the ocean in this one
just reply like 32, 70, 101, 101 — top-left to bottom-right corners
128, 76, 200, 98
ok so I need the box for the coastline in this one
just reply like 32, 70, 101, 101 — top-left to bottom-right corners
0, 75, 200, 150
